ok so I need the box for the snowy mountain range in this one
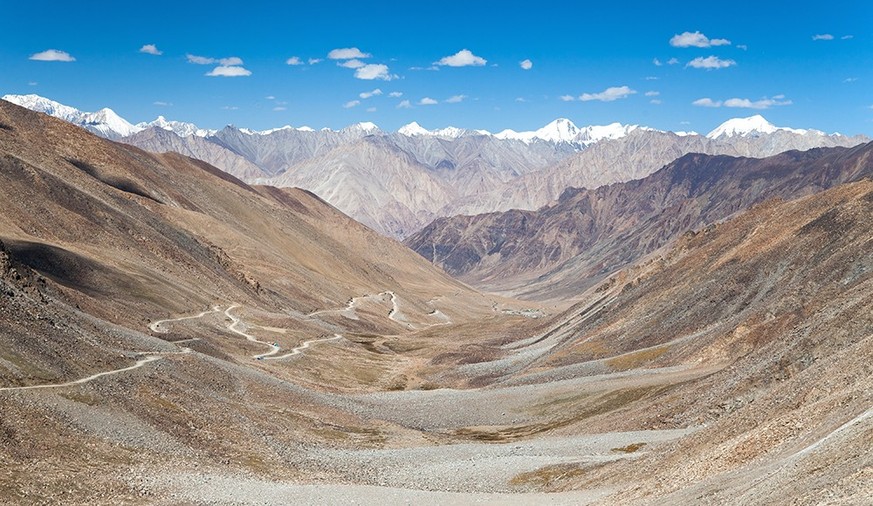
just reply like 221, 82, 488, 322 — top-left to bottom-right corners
2, 94, 142, 139
3, 93, 868, 238
2, 93, 851, 148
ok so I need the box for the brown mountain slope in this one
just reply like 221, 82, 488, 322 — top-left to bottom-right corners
406, 143, 873, 300
0, 99, 495, 387
492, 179, 872, 504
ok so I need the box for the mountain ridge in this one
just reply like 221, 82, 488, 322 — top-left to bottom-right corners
405, 141, 873, 300
5, 93, 869, 239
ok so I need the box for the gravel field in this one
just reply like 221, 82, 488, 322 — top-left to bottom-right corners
296, 429, 696, 492
146, 473, 614, 506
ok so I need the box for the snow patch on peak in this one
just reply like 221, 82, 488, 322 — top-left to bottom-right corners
398, 122, 432, 137
495, 118, 640, 147
345, 121, 380, 133
138, 116, 214, 137
535, 118, 580, 143
86, 108, 140, 138
397, 122, 485, 138
3, 94, 141, 138
576, 122, 640, 144
495, 118, 580, 143
707, 115, 819, 139
707, 115, 777, 138
2, 94, 81, 121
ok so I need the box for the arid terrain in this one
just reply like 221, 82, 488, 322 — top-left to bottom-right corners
1, 99, 871, 505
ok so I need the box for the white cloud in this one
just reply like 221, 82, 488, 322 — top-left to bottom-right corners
559, 95, 575, 102
653, 58, 663, 66
737, 44, 748, 51
339, 59, 366, 69
186, 54, 214, 64
723, 97, 792, 109
644, 76, 659, 80
29, 49, 75, 62
366, 107, 377, 112
418, 97, 438, 105
359, 88, 383, 99
667, 57, 680, 65
153, 101, 171, 106
650, 99, 662, 105
265, 95, 276, 100
354, 63, 396, 80
222, 105, 239, 110
435, 49, 487, 67
388, 91, 403, 97
645, 91, 660, 97
286, 56, 303, 65
187, 54, 243, 66
579, 85, 636, 102
397, 100, 412, 109
686, 56, 736, 69
206, 65, 252, 77
693, 95, 791, 109
670, 31, 731, 48
139, 44, 162, 56
844, 77, 858, 83
28, 81, 38, 86
841, 35, 853, 40
519, 59, 533, 70
692, 98, 722, 107
515, 97, 527, 102
812, 34, 834, 41
328, 47, 371, 60
273, 106, 287, 111
343, 100, 360, 109
308, 58, 323, 65
445, 94, 467, 103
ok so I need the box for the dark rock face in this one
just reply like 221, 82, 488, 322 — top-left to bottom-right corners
405, 143, 873, 299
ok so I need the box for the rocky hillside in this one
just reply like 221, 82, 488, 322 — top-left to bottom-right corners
406, 143, 873, 299
485, 179, 872, 503
0, 98, 487, 370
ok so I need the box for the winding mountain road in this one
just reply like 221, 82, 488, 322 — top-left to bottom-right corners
224, 305, 281, 359
263, 334, 344, 360
0, 349, 194, 393
150, 305, 221, 333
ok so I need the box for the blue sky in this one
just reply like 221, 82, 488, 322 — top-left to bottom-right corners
1, 1, 871, 135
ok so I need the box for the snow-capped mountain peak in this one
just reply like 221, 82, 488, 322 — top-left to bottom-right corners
534, 118, 580, 143
397, 122, 481, 138
2, 94, 81, 121
344, 121, 381, 134
137, 116, 215, 137
706, 115, 814, 139
397, 122, 430, 136
86, 108, 140, 137
2, 94, 142, 139
707, 115, 778, 138
495, 118, 640, 147
576, 122, 641, 144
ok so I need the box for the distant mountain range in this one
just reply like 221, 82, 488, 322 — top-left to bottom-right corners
405, 141, 873, 300
3, 93, 869, 237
